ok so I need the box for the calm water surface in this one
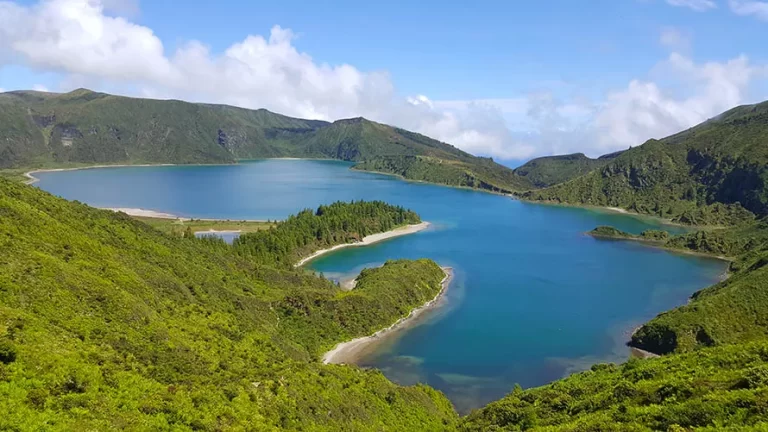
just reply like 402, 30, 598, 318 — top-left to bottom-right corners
35, 160, 727, 413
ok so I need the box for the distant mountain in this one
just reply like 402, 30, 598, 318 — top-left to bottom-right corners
521, 101, 768, 226
0, 89, 534, 193
513, 151, 623, 188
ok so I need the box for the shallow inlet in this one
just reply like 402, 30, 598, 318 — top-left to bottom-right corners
34, 159, 727, 413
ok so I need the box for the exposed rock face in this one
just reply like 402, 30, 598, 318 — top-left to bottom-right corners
52, 124, 83, 147
31, 113, 56, 128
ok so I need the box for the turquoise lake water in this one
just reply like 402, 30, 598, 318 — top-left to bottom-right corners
34, 160, 728, 413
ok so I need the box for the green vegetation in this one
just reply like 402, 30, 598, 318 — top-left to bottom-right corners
522, 101, 768, 225
0, 178, 457, 431
588, 226, 672, 244
513, 151, 622, 188
273, 259, 447, 359
460, 340, 768, 431
589, 225, 637, 239
0, 89, 531, 194
354, 155, 533, 194
233, 201, 420, 267
133, 216, 274, 237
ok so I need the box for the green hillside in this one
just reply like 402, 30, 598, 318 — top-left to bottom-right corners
354, 154, 533, 193
0, 89, 532, 193
0, 178, 457, 430
513, 151, 622, 188
460, 340, 768, 431
522, 101, 768, 226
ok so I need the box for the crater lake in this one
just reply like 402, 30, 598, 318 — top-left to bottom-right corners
33, 159, 728, 413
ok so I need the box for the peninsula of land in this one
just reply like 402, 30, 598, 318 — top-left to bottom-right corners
323, 267, 453, 365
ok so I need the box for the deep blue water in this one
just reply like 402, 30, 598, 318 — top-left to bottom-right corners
35, 160, 727, 413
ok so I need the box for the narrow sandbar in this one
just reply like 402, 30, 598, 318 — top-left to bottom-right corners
195, 229, 243, 235
104, 207, 180, 219
322, 267, 453, 365
295, 222, 431, 267
24, 164, 176, 185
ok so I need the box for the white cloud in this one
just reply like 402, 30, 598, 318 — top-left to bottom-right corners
32, 84, 49, 91
593, 53, 765, 153
729, 0, 768, 20
660, 27, 692, 51
665, 0, 717, 11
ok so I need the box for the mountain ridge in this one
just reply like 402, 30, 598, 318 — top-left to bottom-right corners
520, 100, 768, 226
0, 88, 535, 193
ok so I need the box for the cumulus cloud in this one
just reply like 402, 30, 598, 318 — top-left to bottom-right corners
729, 0, 768, 20
593, 53, 765, 153
665, 0, 717, 11
32, 84, 49, 91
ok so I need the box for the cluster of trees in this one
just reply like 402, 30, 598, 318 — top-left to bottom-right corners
233, 200, 420, 267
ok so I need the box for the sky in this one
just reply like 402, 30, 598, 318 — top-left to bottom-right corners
0, 0, 767, 165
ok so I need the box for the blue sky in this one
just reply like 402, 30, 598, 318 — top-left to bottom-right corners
1, 0, 767, 163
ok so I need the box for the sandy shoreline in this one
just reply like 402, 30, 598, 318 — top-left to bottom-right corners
323, 267, 453, 365
605, 206, 629, 214
295, 222, 431, 267
195, 229, 243, 235
103, 207, 181, 219
100, 207, 269, 223
24, 164, 177, 185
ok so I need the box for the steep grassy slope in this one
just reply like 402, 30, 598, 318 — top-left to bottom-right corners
0, 89, 532, 193
460, 341, 768, 431
354, 154, 534, 193
0, 179, 457, 430
513, 151, 622, 188
522, 101, 768, 225
0, 89, 327, 167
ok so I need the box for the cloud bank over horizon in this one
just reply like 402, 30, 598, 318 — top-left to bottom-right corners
1, 0, 767, 161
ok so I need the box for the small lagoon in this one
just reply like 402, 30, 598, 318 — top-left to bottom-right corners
35, 160, 727, 413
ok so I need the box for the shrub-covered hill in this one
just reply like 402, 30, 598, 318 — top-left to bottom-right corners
0, 89, 533, 194
513, 151, 623, 188
459, 340, 768, 431
353, 154, 534, 194
0, 178, 457, 431
521, 100, 768, 226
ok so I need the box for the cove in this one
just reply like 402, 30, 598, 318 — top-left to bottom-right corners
33, 159, 728, 413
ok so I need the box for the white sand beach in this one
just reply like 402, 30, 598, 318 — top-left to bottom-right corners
322, 267, 453, 365
295, 222, 431, 267
104, 207, 181, 219
605, 207, 629, 214
195, 229, 243, 235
